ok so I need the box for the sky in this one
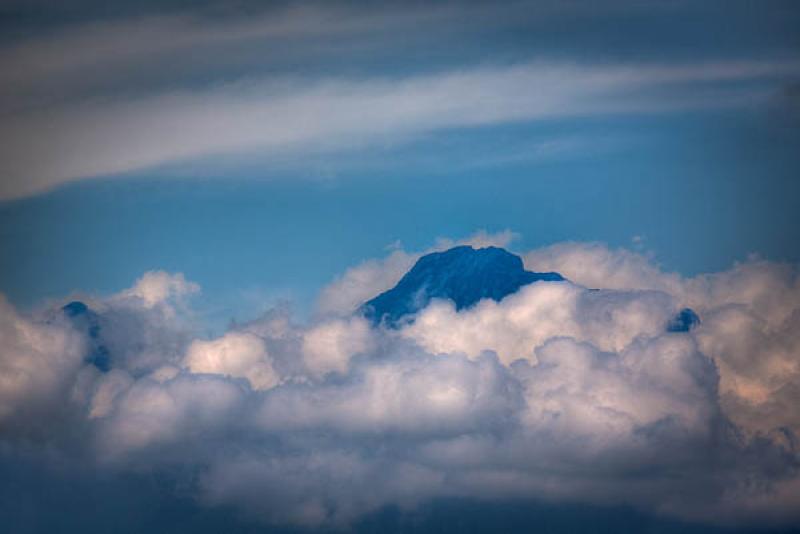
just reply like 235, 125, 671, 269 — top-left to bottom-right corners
1, 1, 800, 532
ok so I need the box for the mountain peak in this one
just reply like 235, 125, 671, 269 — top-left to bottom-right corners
61, 300, 111, 372
362, 246, 564, 326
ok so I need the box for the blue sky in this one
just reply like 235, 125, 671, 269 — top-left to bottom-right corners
1, 0, 799, 328
1, 2, 800, 532
3, 107, 800, 326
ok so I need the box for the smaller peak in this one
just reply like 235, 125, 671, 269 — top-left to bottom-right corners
61, 300, 110, 371
62, 301, 89, 317
667, 308, 700, 332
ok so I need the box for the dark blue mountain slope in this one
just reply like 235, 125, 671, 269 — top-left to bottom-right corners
361, 245, 700, 333
362, 246, 564, 326
62, 300, 111, 371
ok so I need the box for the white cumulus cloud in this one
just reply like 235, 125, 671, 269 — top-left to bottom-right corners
0, 240, 798, 529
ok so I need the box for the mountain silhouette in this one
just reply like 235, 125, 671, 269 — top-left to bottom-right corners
62, 300, 111, 371
362, 245, 564, 326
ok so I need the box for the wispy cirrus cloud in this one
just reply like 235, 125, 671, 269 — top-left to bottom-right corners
0, 0, 683, 101
1, 2, 798, 200
1, 58, 797, 200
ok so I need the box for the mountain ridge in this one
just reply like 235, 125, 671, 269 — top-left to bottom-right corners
362, 245, 565, 326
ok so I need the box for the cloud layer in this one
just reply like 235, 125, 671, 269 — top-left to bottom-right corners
3, 58, 797, 200
1, 239, 799, 529
1, 0, 798, 200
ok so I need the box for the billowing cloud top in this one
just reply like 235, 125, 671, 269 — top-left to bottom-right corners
1, 239, 799, 529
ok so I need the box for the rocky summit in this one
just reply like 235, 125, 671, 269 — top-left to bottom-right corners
362, 245, 564, 326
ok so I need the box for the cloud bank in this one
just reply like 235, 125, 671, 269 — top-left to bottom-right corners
1, 240, 799, 529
